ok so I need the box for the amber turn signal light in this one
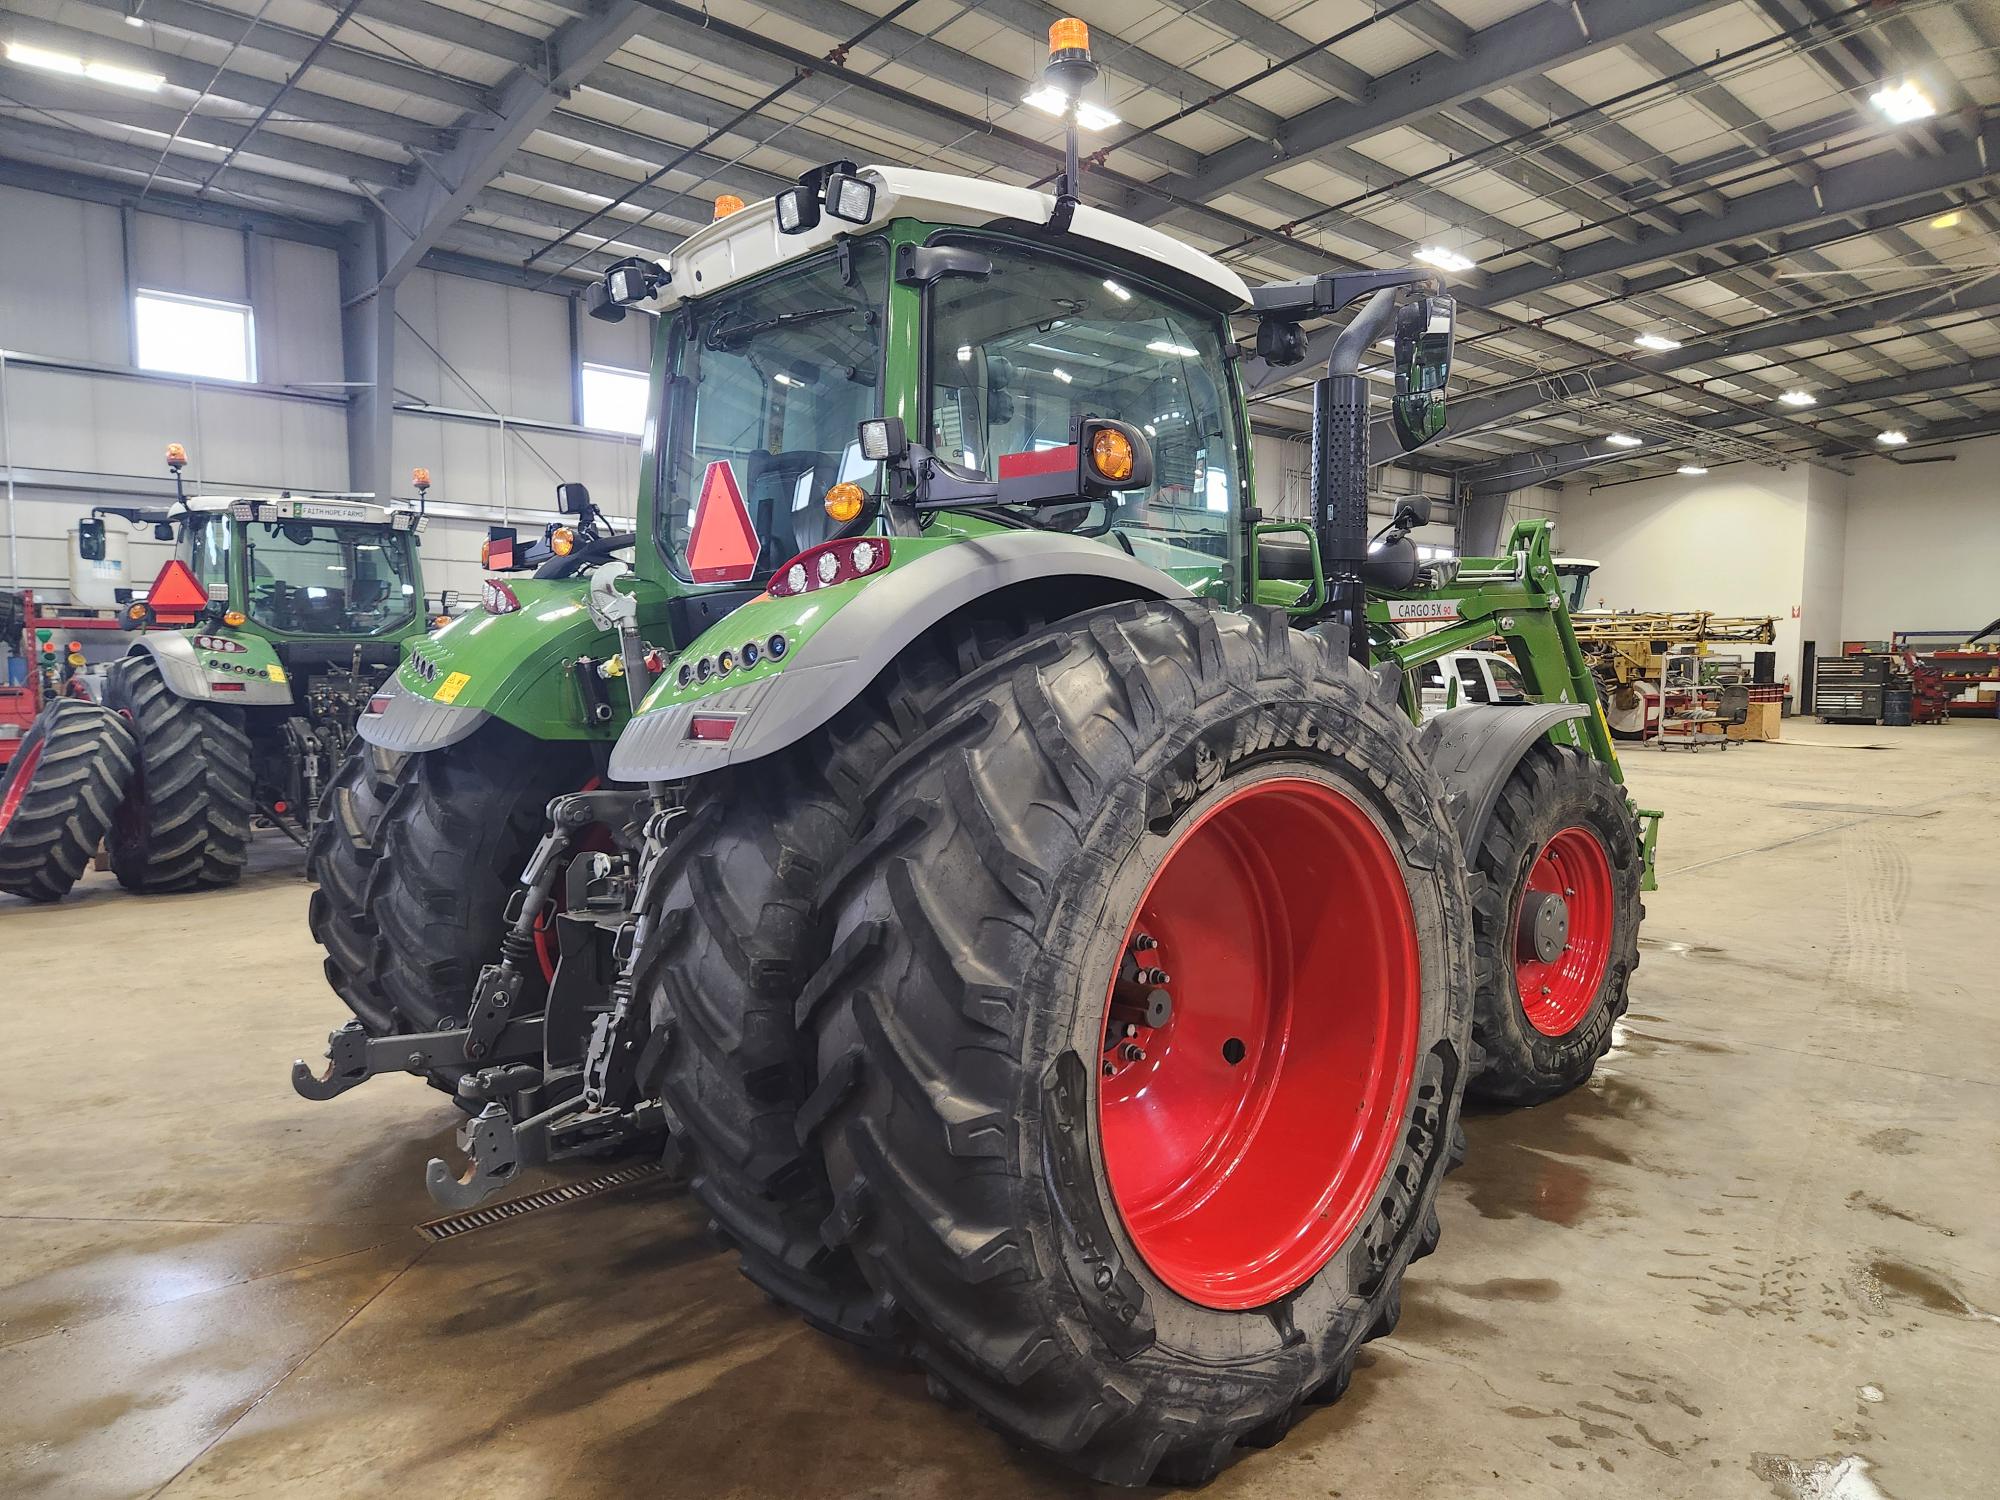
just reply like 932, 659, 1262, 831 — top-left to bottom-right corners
550, 526, 576, 556
824, 482, 866, 523
1090, 426, 1135, 483
713, 194, 745, 220
223, 610, 247, 627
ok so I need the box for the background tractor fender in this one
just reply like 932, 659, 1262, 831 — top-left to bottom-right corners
609, 533, 1192, 782
1417, 702, 1591, 855
126, 633, 292, 707
356, 677, 491, 753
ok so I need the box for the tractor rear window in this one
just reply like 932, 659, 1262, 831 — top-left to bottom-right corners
242, 522, 418, 636
926, 238, 1243, 583
658, 240, 888, 582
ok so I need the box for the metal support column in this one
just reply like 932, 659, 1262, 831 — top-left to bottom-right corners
339, 214, 395, 500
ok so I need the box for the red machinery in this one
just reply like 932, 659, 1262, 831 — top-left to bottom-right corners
1, 588, 135, 768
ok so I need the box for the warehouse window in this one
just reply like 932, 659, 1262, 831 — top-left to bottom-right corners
582, 363, 649, 435
134, 289, 256, 382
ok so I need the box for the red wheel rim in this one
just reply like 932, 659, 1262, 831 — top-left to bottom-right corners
0, 741, 44, 837
532, 776, 611, 983
1096, 775, 1420, 1311
1514, 826, 1614, 1036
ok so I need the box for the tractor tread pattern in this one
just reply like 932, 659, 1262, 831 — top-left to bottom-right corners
305, 741, 409, 1034
637, 613, 1045, 1350
801, 600, 1474, 1485
1466, 741, 1645, 1105
0, 700, 138, 903
103, 656, 255, 893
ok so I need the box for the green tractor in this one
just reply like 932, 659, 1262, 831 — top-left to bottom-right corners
0, 446, 434, 903
296, 21, 1652, 1483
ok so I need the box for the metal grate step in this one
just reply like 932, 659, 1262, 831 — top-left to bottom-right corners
415, 1160, 669, 1242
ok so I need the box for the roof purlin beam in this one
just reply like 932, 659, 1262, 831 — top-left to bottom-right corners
373, 2, 648, 292
1147, 0, 1734, 219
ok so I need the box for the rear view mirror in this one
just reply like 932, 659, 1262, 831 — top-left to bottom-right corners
77, 517, 106, 562
1392, 497, 1432, 532
557, 482, 592, 517
1392, 294, 1455, 452
154, 523, 175, 541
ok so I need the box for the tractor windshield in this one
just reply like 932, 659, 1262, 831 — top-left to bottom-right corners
237, 519, 419, 636
926, 237, 1244, 578
658, 240, 888, 582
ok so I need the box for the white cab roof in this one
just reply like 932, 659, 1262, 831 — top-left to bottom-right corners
653, 165, 1252, 313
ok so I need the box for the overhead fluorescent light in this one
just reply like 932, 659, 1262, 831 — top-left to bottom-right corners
1676, 464, 1709, 475
1102, 279, 1130, 301
1779, 389, 1817, 407
1607, 432, 1644, 448
1635, 332, 1682, 352
1051, 367, 1073, 384
1146, 339, 1199, 358
956, 344, 972, 362
84, 60, 163, 90
4, 42, 161, 90
5, 42, 85, 76
1870, 79, 1936, 124
1023, 85, 1118, 130
1876, 429, 1909, 446
1930, 211, 1962, 230
1414, 245, 1475, 273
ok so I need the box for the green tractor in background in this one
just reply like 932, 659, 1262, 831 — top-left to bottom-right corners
0, 445, 434, 902
297, 20, 1652, 1484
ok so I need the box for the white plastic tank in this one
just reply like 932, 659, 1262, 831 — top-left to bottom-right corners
69, 519, 133, 609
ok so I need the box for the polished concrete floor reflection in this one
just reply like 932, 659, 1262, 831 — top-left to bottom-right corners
3, 718, 1996, 1500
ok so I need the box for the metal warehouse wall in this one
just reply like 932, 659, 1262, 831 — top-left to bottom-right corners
0, 180, 645, 611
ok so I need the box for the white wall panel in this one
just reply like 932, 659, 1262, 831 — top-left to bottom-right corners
251, 236, 344, 388
1841, 434, 2000, 642
0, 186, 126, 364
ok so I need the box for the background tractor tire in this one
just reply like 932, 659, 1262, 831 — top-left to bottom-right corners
0, 700, 137, 903
358, 722, 596, 1040
1466, 743, 1644, 1105
101, 656, 255, 893
305, 740, 408, 1035
801, 600, 1473, 1485
636, 614, 1042, 1351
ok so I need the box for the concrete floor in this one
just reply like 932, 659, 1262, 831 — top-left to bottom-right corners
2, 718, 1996, 1500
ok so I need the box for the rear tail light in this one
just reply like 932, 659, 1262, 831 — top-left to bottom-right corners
766, 537, 890, 598
482, 578, 521, 614
366, 694, 391, 715
687, 714, 738, 742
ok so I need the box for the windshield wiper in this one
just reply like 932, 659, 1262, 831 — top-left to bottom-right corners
706, 304, 872, 350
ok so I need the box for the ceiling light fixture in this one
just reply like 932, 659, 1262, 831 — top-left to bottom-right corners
1876, 429, 1909, 446
1930, 211, 1962, 230
1779, 390, 1817, 407
1145, 339, 1199, 357
84, 59, 163, 90
124, 0, 147, 24
1635, 332, 1682, 352
1607, 433, 1644, 448
1102, 279, 1130, 301
1870, 79, 1936, 124
3, 42, 161, 90
1676, 463, 1709, 476
1413, 245, 1475, 273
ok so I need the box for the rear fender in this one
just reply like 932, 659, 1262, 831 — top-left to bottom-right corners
609, 532, 1190, 782
128, 632, 292, 707
357, 576, 618, 753
1417, 702, 1590, 855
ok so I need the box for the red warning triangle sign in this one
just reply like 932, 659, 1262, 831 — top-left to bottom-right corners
686, 459, 760, 584
147, 559, 210, 615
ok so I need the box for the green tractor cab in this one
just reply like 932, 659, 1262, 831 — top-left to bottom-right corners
297, 21, 1654, 1485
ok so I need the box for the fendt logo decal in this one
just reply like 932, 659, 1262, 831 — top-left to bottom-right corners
686, 460, 761, 585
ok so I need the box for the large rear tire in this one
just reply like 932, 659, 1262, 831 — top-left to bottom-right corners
101, 656, 254, 893
305, 741, 407, 1034
352, 723, 595, 1037
636, 614, 1042, 1349
1466, 743, 1644, 1105
0, 701, 138, 903
801, 601, 1473, 1484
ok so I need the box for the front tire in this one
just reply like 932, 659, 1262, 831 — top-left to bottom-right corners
1465, 743, 1644, 1105
0, 701, 138, 903
101, 656, 254, 893
802, 601, 1473, 1484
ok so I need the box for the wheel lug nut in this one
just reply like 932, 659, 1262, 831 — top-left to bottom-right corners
1119, 1043, 1146, 1063
1123, 1023, 1138, 1038
1134, 933, 1158, 952
1139, 967, 1170, 987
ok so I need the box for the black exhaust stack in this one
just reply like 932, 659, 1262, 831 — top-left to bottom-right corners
1312, 289, 1400, 666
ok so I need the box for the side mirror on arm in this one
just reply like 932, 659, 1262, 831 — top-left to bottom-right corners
556, 482, 591, 517
1391, 294, 1455, 452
